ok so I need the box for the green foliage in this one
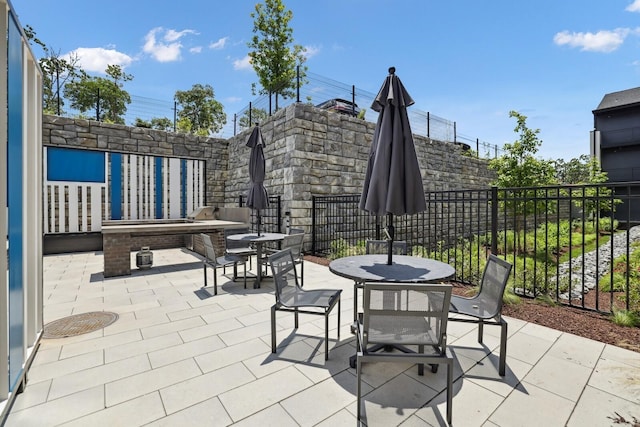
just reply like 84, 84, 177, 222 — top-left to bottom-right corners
611, 309, 640, 327
25, 24, 84, 115
327, 239, 365, 260
174, 84, 226, 136
238, 108, 269, 132
134, 117, 173, 131
599, 242, 640, 311
64, 64, 132, 123
248, 0, 308, 104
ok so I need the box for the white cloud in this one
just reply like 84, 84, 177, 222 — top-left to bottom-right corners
209, 37, 229, 50
66, 47, 134, 73
303, 45, 320, 59
190, 46, 202, 54
626, 0, 640, 12
225, 96, 242, 103
233, 55, 252, 70
142, 27, 197, 62
553, 28, 632, 52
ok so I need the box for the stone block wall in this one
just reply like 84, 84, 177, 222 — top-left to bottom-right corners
225, 102, 495, 233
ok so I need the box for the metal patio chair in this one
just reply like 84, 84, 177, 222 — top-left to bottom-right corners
448, 254, 513, 376
356, 282, 453, 424
223, 227, 257, 275
268, 248, 342, 361
201, 233, 246, 295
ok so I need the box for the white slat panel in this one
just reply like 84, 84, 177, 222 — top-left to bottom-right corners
90, 185, 103, 231
169, 158, 181, 219
150, 157, 155, 219
57, 185, 65, 232
81, 185, 88, 232
198, 160, 204, 208
68, 185, 78, 232
187, 160, 194, 214
130, 155, 138, 220
123, 154, 129, 220
163, 157, 169, 219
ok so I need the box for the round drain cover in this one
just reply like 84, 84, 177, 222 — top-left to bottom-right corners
43, 311, 119, 339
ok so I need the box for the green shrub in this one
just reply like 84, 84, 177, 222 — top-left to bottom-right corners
611, 309, 640, 327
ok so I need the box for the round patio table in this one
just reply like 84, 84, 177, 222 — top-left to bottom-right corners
226, 232, 286, 288
329, 254, 455, 283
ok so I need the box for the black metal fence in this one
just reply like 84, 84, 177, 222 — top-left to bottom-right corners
311, 183, 640, 315
238, 194, 283, 234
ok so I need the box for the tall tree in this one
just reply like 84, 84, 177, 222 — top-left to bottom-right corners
174, 84, 226, 136
489, 111, 556, 253
24, 25, 84, 115
64, 65, 132, 124
247, 0, 307, 109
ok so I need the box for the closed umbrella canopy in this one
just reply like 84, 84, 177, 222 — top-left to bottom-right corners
360, 67, 426, 263
246, 125, 269, 235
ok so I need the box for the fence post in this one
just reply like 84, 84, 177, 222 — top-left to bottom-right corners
312, 196, 317, 255
476, 138, 479, 158
173, 101, 177, 132
352, 85, 356, 116
427, 112, 430, 138
454, 121, 457, 143
491, 186, 498, 255
96, 88, 100, 121
296, 66, 300, 103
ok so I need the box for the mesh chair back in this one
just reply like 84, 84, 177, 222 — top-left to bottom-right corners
224, 228, 251, 250
289, 228, 304, 235
477, 254, 513, 318
269, 249, 301, 305
362, 283, 452, 349
366, 240, 408, 255
201, 234, 217, 261
282, 232, 304, 259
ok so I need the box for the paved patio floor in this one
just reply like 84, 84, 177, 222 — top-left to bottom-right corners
5, 248, 640, 426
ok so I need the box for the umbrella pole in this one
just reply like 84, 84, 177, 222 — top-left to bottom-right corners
387, 213, 394, 265
257, 211, 261, 236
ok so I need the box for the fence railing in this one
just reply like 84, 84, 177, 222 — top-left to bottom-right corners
230, 70, 502, 159
311, 183, 640, 315
51, 69, 501, 159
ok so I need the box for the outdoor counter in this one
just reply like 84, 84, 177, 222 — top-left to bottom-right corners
101, 219, 248, 277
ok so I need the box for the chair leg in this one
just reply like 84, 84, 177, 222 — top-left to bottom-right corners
213, 266, 218, 295
300, 260, 304, 287
294, 309, 299, 329
357, 355, 363, 421
417, 345, 424, 376
446, 360, 453, 425
203, 264, 208, 287
353, 282, 359, 322
478, 319, 484, 343
337, 298, 341, 341
325, 312, 329, 361
499, 319, 508, 376
243, 261, 247, 289
271, 305, 277, 353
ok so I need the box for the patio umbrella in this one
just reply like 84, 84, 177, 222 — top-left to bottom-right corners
246, 124, 269, 236
360, 67, 426, 265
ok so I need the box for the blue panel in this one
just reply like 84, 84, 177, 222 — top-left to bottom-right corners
181, 159, 187, 217
110, 153, 122, 220
47, 147, 105, 182
7, 13, 24, 392
155, 157, 163, 219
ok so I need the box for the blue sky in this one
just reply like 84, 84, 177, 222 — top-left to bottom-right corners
16, 0, 640, 160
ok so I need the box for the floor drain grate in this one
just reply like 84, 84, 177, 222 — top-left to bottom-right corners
43, 311, 119, 339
